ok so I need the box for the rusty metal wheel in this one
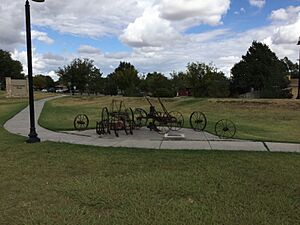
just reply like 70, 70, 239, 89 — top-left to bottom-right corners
101, 107, 109, 121
101, 107, 110, 134
125, 107, 134, 134
168, 111, 184, 131
215, 119, 236, 138
189, 111, 207, 131
153, 116, 170, 134
73, 114, 89, 130
96, 120, 104, 135
113, 119, 119, 137
133, 108, 148, 128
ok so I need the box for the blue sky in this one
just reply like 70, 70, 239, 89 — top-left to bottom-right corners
0, 0, 299, 80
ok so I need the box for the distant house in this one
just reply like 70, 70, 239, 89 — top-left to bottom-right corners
177, 88, 192, 97
290, 78, 299, 98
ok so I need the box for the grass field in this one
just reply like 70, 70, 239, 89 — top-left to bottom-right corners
39, 95, 300, 143
1, 94, 300, 224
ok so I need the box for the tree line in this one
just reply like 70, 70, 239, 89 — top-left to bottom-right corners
0, 41, 298, 98
56, 59, 231, 97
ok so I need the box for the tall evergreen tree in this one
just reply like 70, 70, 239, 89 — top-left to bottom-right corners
231, 41, 291, 98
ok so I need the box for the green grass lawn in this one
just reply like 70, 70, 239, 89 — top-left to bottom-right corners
39, 96, 300, 143
1, 95, 300, 224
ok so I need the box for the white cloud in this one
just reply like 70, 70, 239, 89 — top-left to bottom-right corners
270, 6, 300, 21
272, 21, 300, 45
33, 0, 153, 37
235, 8, 246, 15
104, 52, 131, 59
249, 0, 266, 9
31, 30, 54, 44
46, 71, 59, 82
11, 49, 41, 75
159, 0, 230, 26
121, 0, 230, 48
11, 49, 69, 76
0, 3, 24, 51
0, 0, 153, 51
120, 6, 180, 47
269, 6, 300, 45
11, 49, 27, 71
0, 1, 55, 51
43, 53, 65, 61
270, 9, 289, 21
78, 45, 101, 55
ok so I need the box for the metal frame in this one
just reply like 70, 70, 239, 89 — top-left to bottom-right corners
97, 99, 134, 137
134, 97, 184, 133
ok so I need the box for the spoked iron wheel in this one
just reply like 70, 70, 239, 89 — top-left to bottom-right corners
215, 119, 236, 138
168, 111, 184, 131
133, 108, 148, 129
110, 116, 120, 137
113, 122, 119, 137
115, 116, 128, 135
101, 107, 110, 134
73, 114, 89, 130
96, 120, 104, 135
121, 117, 132, 135
125, 108, 134, 134
153, 118, 170, 134
101, 107, 109, 121
189, 111, 207, 131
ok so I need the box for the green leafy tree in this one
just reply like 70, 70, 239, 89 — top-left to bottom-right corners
231, 41, 291, 98
0, 49, 24, 90
110, 62, 140, 96
202, 71, 230, 97
103, 73, 118, 96
137, 73, 148, 95
145, 72, 175, 97
57, 58, 101, 94
186, 62, 206, 97
86, 68, 103, 95
185, 62, 229, 97
170, 71, 189, 95
33, 74, 55, 90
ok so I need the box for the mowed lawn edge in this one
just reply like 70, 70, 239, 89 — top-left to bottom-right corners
39, 95, 300, 143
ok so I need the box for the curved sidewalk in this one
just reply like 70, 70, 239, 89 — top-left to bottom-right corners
4, 96, 300, 153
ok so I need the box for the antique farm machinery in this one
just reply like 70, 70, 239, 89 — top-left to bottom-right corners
133, 97, 236, 138
133, 97, 184, 133
96, 99, 134, 137
73, 97, 236, 139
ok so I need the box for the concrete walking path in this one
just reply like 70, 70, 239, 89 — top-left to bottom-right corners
4, 96, 300, 153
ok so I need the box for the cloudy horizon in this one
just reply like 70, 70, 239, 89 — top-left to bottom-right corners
0, 0, 299, 81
